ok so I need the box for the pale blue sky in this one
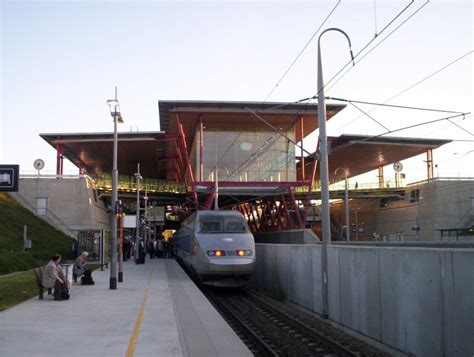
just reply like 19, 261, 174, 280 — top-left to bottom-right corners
1, 0, 473, 181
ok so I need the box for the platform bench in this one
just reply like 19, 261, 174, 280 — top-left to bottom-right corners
33, 267, 52, 300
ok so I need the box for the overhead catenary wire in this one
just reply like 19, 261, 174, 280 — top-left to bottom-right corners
330, 112, 471, 155
262, 0, 341, 103
326, 96, 465, 114
322, 0, 429, 95
329, 50, 473, 134
348, 101, 390, 131
315, 0, 417, 97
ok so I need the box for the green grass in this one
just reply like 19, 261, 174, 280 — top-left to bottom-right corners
0, 264, 101, 311
0, 271, 38, 311
0, 193, 74, 275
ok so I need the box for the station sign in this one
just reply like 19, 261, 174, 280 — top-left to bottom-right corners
0, 165, 19, 192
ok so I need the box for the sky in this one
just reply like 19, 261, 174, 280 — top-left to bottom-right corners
1, 0, 473, 183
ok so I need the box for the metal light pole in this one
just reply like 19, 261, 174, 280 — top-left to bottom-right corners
317, 28, 353, 319
134, 164, 142, 261
106, 87, 124, 289
214, 169, 219, 210
143, 192, 148, 244
335, 167, 350, 242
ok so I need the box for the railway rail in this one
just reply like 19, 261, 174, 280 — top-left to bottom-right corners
202, 286, 388, 356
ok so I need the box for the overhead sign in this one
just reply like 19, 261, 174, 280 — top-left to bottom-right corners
0, 165, 19, 192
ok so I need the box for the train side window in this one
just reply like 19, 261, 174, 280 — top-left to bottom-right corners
226, 221, 246, 233
200, 221, 223, 233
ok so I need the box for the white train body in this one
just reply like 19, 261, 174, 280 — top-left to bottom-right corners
173, 210, 256, 287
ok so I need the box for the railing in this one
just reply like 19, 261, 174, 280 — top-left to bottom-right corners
95, 174, 186, 194
20, 174, 89, 180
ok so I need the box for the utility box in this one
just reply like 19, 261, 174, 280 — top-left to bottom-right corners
23, 239, 32, 251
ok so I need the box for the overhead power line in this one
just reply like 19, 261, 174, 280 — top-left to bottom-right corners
323, 0, 429, 95
326, 96, 465, 114
329, 50, 473, 134
263, 0, 341, 103
331, 112, 471, 155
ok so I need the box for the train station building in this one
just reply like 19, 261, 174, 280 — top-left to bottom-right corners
7, 99, 474, 357
11, 99, 473, 245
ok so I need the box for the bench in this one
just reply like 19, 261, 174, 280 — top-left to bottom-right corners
33, 267, 52, 300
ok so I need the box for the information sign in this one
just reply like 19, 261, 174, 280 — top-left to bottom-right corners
0, 165, 19, 192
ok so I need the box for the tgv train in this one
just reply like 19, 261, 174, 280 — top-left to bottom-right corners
173, 210, 256, 287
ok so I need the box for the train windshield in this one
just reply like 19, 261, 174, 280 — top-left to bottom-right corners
199, 216, 248, 233
200, 221, 223, 233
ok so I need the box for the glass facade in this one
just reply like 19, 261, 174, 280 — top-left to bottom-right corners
192, 129, 296, 182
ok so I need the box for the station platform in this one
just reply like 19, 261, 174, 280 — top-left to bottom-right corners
0, 259, 252, 357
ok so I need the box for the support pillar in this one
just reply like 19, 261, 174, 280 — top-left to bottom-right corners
426, 148, 434, 180
378, 165, 384, 188
56, 144, 64, 176
300, 116, 305, 181
199, 116, 204, 181
288, 187, 303, 229
176, 114, 198, 208
280, 194, 292, 229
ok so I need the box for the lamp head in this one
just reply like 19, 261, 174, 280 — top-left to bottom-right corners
106, 99, 119, 108
106, 99, 124, 123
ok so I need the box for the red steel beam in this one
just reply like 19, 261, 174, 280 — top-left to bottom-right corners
300, 116, 305, 181
176, 113, 198, 208
280, 195, 292, 229
288, 188, 303, 229
193, 181, 307, 188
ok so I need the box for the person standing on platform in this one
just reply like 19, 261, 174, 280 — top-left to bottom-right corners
152, 239, 158, 259
147, 239, 154, 259
136, 239, 146, 264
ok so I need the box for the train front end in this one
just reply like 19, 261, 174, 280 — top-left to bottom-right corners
195, 211, 256, 287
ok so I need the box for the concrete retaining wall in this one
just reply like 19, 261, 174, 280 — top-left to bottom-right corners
254, 229, 319, 244
11, 177, 109, 236
251, 244, 474, 356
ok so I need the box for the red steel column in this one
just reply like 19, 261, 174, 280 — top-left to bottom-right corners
176, 114, 198, 208
289, 187, 303, 229
199, 117, 204, 182
280, 194, 292, 229
300, 116, 305, 181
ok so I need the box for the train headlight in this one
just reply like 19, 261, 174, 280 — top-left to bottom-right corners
207, 250, 226, 257
236, 250, 252, 256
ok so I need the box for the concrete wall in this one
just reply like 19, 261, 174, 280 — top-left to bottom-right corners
254, 229, 319, 244
251, 244, 474, 356
376, 180, 474, 241
11, 176, 110, 237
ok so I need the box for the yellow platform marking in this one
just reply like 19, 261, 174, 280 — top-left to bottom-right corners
126, 266, 154, 357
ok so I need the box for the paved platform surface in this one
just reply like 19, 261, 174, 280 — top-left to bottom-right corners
0, 259, 252, 357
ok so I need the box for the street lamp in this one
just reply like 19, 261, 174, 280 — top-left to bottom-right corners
134, 163, 142, 262
106, 87, 124, 289
317, 28, 353, 319
335, 167, 350, 242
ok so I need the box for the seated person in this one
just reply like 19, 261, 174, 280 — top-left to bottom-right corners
42, 254, 69, 300
73, 251, 94, 285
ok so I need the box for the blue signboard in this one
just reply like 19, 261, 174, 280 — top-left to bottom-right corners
0, 165, 19, 192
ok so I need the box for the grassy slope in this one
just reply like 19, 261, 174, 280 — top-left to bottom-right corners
0, 193, 73, 275
0, 264, 101, 311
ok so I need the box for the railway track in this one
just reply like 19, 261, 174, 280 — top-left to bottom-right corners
202, 286, 367, 356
